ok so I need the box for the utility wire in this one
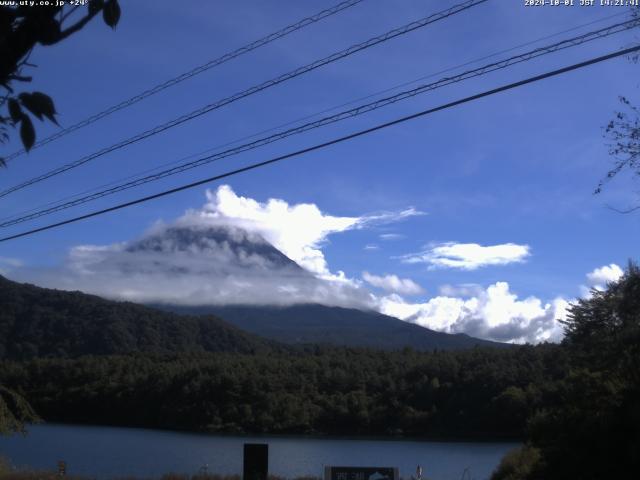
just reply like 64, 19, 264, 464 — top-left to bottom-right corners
0, 0, 488, 199
0, 44, 637, 244
3, 8, 628, 226
1, 17, 637, 228
3, 0, 366, 162
1, 8, 625, 225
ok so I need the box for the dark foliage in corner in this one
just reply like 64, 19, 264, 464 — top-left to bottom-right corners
491, 446, 542, 480
596, 97, 640, 203
0, 0, 121, 163
491, 261, 640, 480
0, 385, 39, 435
596, 9, 640, 209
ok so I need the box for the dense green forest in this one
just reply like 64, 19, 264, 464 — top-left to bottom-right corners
0, 344, 566, 438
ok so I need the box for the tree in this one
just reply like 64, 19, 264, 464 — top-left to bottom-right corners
595, 96, 640, 210
0, 0, 121, 164
497, 262, 640, 480
491, 446, 541, 480
0, 385, 39, 435
0, 0, 122, 434
562, 260, 640, 377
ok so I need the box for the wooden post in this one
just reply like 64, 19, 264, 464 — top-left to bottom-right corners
243, 443, 268, 480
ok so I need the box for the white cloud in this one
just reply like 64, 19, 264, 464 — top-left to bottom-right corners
7, 186, 595, 345
379, 233, 405, 241
192, 185, 359, 277
0, 256, 23, 275
11, 186, 421, 310
182, 185, 421, 278
399, 242, 530, 270
586, 263, 623, 289
363, 207, 426, 225
579, 262, 624, 297
364, 244, 379, 251
14, 223, 374, 309
438, 283, 483, 297
378, 282, 567, 344
0, 256, 23, 268
362, 271, 424, 296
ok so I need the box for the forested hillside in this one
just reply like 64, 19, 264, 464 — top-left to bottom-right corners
0, 274, 508, 359
0, 276, 272, 359
159, 304, 507, 351
0, 345, 567, 439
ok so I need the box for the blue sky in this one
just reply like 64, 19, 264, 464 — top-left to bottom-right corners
1, 0, 639, 342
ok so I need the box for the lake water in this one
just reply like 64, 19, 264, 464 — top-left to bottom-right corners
0, 424, 518, 480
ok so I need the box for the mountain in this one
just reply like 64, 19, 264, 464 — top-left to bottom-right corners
0, 275, 272, 360
0, 225, 508, 356
125, 225, 508, 350
156, 303, 508, 351
125, 225, 304, 273
51, 223, 352, 307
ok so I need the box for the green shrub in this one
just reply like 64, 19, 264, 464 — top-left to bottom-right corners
491, 445, 541, 480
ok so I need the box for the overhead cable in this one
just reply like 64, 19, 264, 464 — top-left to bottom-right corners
1, 44, 636, 243
0, 0, 488, 198
1, 17, 637, 228
2, 0, 366, 162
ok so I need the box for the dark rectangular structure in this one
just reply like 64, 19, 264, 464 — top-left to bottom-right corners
243, 443, 268, 480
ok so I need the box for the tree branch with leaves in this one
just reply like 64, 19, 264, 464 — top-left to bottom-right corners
595, 8, 640, 209
596, 96, 640, 208
0, 385, 39, 435
0, 0, 121, 166
0, 0, 121, 435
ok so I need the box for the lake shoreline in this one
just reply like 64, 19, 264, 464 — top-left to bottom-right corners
31, 420, 523, 444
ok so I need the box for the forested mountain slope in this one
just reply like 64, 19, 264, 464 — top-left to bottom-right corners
159, 303, 508, 351
0, 275, 271, 359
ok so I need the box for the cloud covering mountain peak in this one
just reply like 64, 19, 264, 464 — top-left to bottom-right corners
4, 185, 622, 344
11, 187, 380, 309
126, 225, 301, 273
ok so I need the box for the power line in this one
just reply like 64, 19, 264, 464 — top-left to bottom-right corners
0, 44, 636, 244
0, 0, 488, 199
4, 9, 627, 226
2, 17, 637, 228
3, 17, 635, 226
2, 0, 366, 162
2, 8, 624, 225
